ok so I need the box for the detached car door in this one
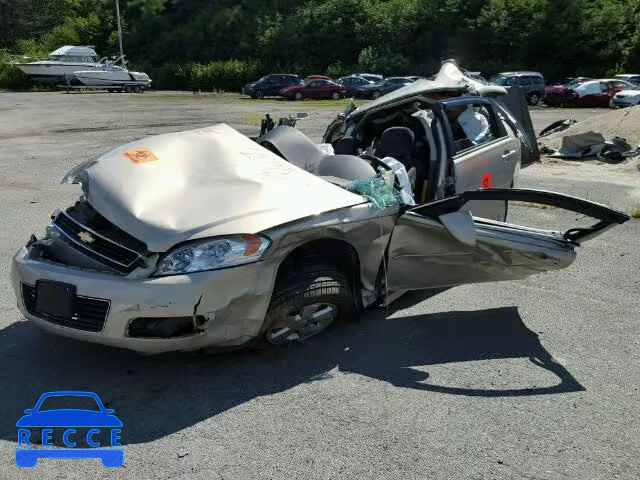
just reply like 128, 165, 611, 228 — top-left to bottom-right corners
440, 97, 521, 221
387, 189, 629, 291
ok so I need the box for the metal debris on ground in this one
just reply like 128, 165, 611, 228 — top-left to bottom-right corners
540, 130, 639, 162
538, 118, 577, 138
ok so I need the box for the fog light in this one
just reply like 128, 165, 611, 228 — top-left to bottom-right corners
128, 316, 205, 338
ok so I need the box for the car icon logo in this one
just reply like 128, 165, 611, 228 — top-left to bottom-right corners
77, 231, 95, 243
16, 391, 123, 468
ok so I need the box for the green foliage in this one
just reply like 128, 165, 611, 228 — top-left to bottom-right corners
1, 0, 640, 90
326, 61, 350, 79
38, 15, 102, 53
189, 60, 261, 92
358, 48, 411, 76
0, 50, 34, 90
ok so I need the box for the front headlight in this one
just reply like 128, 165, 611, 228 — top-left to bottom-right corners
155, 234, 271, 276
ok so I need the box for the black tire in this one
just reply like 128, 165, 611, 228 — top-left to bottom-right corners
528, 92, 540, 106
255, 90, 264, 99
372, 90, 382, 99
294, 91, 303, 101
262, 266, 354, 346
331, 91, 341, 100
124, 85, 133, 93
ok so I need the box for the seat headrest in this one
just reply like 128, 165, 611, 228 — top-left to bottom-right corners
375, 127, 415, 158
333, 136, 358, 155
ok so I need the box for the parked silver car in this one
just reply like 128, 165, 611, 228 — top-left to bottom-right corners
11, 64, 629, 354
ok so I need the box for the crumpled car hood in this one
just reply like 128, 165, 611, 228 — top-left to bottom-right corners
64, 124, 363, 252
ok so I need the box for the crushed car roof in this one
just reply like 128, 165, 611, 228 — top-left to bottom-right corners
347, 61, 507, 120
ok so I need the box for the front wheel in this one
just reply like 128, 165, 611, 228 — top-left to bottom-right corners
331, 91, 341, 100
294, 91, 304, 101
528, 93, 540, 106
372, 90, 382, 99
262, 266, 354, 346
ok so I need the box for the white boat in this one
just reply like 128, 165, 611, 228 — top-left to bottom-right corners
15, 46, 103, 84
72, 63, 152, 90
18, 3, 151, 92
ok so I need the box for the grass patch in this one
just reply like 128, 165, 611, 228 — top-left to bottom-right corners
241, 114, 266, 126
111, 91, 370, 110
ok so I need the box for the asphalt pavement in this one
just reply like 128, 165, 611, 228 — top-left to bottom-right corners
0, 92, 637, 479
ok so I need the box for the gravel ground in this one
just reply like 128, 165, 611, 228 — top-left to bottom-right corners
0, 91, 638, 480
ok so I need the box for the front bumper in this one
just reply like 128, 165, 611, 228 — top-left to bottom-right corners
11, 247, 277, 353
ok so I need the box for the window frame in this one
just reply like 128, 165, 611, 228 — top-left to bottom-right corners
441, 97, 509, 156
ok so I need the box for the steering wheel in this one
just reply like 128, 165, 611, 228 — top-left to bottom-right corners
360, 153, 392, 172
360, 154, 403, 191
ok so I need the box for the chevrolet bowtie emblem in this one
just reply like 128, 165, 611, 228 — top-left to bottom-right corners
78, 231, 95, 244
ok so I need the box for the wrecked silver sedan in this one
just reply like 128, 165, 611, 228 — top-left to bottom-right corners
10, 67, 629, 354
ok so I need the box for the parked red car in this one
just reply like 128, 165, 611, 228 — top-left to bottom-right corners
280, 79, 346, 100
542, 77, 591, 106
568, 79, 635, 108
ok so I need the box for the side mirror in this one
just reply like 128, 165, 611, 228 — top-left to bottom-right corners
296, 112, 309, 119
438, 211, 477, 246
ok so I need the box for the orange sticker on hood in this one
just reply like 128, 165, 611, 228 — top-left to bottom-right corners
122, 147, 158, 164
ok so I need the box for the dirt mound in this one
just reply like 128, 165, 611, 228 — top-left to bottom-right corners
542, 105, 640, 150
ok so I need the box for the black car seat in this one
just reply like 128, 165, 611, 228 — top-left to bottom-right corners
374, 127, 415, 160
373, 127, 422, 191
333, 136, 359, 155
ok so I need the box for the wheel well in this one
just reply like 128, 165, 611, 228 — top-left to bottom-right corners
274, 239, 362, 296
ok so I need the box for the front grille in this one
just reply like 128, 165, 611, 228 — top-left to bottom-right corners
52, 205, 146, 273
22, 283, 110, 333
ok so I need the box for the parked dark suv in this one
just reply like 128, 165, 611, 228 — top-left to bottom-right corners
243, 74, 302, 99
490, 71, 546, 105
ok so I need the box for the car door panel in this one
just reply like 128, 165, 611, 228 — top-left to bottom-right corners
260, 78, 271, 95
451, 136, 518, 219
305, 81, 321, 98
440, 98, 520, 220
387, 188, 629, 291
388, 212, 575, 290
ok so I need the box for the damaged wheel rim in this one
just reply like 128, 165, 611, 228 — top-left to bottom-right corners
266, 303, 338, 345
